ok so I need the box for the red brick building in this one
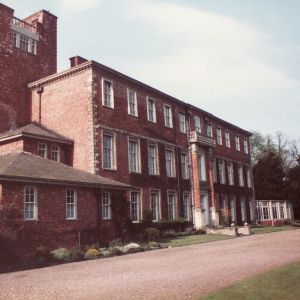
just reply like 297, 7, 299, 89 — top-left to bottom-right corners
0, 4, 255, 249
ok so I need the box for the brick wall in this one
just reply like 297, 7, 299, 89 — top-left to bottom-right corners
30, 67, 95, 173
0, 4, 57, 133
1, 182, 100, 250
0, 138, 24, 155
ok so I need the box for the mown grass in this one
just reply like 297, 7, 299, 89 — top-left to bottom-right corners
200, 260, 300, 300
159, 234, 234, 247
251, 225, 297, 235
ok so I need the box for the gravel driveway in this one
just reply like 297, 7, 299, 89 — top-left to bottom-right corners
1, 230, 300, 300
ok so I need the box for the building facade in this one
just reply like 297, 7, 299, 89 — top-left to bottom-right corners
0, 4, 255, 250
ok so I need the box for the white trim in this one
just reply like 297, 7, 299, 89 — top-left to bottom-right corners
225, 130, 231, 148
128, 136, 141, 173
102, 130, 117, 170
164, 104, 173, 128
148, 141, 160, 176
127, 89, 138, 117
66, 189, 78, 220
179, 112, 186, 133
51, 144, 60, 162
183, 191, 191, 221
216, 127, 223, 145
167, 190, 177, 220
147, 97, 156, 123
102, 192, 112, 220
24, 186, 38, 220
165, 146, 176, 178
102, 78, 114, 108
130, 190, 141, 223
150, 189, 161, 222
38, 142, 47, 159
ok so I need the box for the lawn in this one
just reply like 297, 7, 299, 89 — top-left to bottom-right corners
200, 260, 300, 300
251, 225, 297, 235
159, 234, 234, 247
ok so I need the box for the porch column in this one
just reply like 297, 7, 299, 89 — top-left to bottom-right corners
208, 148, 219, 226
191, 143, 203, 229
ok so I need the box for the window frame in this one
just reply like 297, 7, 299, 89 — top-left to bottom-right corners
194, 116, 201, 133
102, 131, 116, 170
102, 192, 112, 220
206, 124, 213, 138
183, 191, 191, 221
148, 142, 159, 176
130, 190, 141, 223
225, 131, 231, 148
147, 97, 156, 123
165, 146, 176, 178
244, 138, 249, 154
240, 196, 246, 222
179, 113, 186, 133
24, 186, 38, 221
216, 128, 223, 145
128, 137, 141, 173
227, 161, 234, 186
235, 135, 241, 151
238, 164, 244, 187
127, 89, 138, 117
38, 143, 47, 159
229, 195, 236, 223
218, 160, 226, 184
181, 152, 189, 180
150, 189, 160, 222
167, 191, 177, 220
66, 189, 77, 220
198, 151, 207, 181
51, 144, 60, 162
102, 78, 114, 109
164, 105, 173, 128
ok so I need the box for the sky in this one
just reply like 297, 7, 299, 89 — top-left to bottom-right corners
3, 0, 300, 141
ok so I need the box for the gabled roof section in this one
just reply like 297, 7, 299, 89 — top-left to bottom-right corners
0, 152, 130, 189
0, 122, 73, 144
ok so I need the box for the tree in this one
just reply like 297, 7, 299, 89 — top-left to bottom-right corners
285, 163, 300, 219
253, 150, 285, 200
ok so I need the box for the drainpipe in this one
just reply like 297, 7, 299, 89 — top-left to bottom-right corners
36, 86, 44, 125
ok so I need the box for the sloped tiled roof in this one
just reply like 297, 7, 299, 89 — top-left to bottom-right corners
0, 152, 129, 189
0, 122, 73, 144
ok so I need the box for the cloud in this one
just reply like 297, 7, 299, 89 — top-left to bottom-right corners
57, 0, 98, 14
109, 0, 299, 136
126, 0, 299, 101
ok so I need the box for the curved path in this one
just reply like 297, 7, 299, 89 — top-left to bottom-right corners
1, 230, 300, 300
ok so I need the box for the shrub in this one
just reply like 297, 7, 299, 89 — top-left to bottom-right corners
69, 247, 83, 261
195, 229, 206, 235
51, 248, 72, 262
109, 246, 124, 256
148, 241, 160, 249
109, 238, 123, 248
84, 248, 100, 259
144, 227, 160, 242
35, 245, 50, 261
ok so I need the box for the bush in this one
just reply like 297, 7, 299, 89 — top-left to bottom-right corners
156, 218, 189, 232
51, 248, 72, 262
195, 229, 206, 235
84, 248, 100, 260
148, 241, 160, 249
109, 238, 123, 248
109, 246, 124, 256
35, 245, 50, 261
144, 227, 160, 242
69, 247, 83, 261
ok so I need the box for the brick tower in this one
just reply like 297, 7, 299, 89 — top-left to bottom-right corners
0, 3, 57, 133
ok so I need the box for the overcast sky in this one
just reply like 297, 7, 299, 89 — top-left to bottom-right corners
3, 0, 300, 140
